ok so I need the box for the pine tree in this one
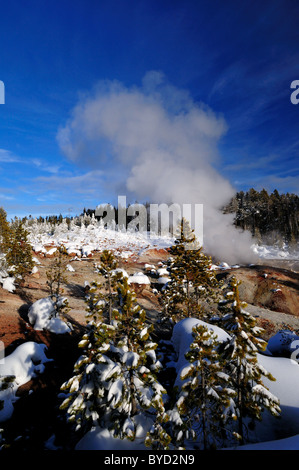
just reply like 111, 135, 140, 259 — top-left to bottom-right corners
0, 208, 11, 249
160, 218, 219, 322
61, 276, 169, 444
46, 247, 70, 319
3, 217, 34, 279
216, 276, 281, 444
167, 323, 236, 449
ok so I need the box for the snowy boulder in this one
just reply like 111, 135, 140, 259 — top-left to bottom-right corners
2, 277, 16, 293
66, 246, 81, 257
156, 267, 169, 277
144, 263, 156, 273
218, 262, 231, 270
128, 272, 150, 285
33, 244, 47, 255
128, 272, 151, 292
0, 341, 52, 422
28, 296, 71, 334
266, 330, 299, 358
30, 266, 40, 279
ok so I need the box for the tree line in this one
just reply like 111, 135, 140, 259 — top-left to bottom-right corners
224, 188, 299, 245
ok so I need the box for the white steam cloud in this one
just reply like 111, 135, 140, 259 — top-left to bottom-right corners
57, 71, 256, 264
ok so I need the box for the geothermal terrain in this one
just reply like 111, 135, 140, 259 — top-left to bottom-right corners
0, 220, 298, 450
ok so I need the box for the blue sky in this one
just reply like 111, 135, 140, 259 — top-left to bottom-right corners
0, 0, 298, 219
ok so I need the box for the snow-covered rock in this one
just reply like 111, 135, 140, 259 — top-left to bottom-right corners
33, 244, 47, 254
266, 329, 299, 358
0, 342, 52, 422
2, 277, 15, 293
128, 272, 150, 285
156, 267, 169, 277
28, 296, 71, 333
157, 276, 169, 285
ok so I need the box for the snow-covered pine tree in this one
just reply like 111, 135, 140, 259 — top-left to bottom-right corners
4, 217, 34, 280
60, 254, 118, 433
216, 276, 281, 444
160, 218, 219, 322
167, 323, 236, 449
0, 208, 11, 252
60, 318, 116, 433
60, 275, 170, 445
104, 277, 169, 441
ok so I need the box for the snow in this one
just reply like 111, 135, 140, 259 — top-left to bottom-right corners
28, 296, 71, 333
157, 276, 169, 285
111, 268, 129, 278
237, 433, 299, 450
76, 415, 152, 450
2, 277, 15, 293
156, 267, 169, 277
46, 247, 57, 256
0, 342, 52, 422
32, 244, 47, 254
26, 220, 175, 262
252, 242, 299, 260
66, 263, 75, 272
128, 272, 150, 285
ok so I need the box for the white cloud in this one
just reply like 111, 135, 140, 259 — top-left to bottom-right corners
0, 149, 20, 163
35, 169, 104, 194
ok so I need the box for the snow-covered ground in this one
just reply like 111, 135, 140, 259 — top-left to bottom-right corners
23, 217, 299, 268
252, 241, 299, 261
26, 219, 175, 261
1, 219, 299, 449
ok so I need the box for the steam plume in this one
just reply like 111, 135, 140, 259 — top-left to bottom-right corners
57, 71, 256, 264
